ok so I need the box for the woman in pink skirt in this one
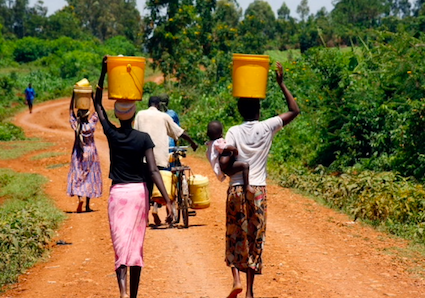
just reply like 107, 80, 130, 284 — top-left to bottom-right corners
67, 92, 102, 212
94, 56, 173, 298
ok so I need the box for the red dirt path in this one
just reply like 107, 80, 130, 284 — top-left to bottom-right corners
1, 96, 425, 298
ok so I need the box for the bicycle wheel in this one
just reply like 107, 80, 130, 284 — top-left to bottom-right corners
182, 176, 189, 228
175, 182, 182, 224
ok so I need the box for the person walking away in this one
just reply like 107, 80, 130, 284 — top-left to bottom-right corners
134, 96, 198, 225
224, 61, 300, 298
24, 83, 35, 113
94, 56, 173, 298
67, 91, 102, 213
205, 120, 255, 196
158, 93, 180, 149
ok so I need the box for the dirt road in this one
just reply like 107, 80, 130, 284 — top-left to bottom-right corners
1, 97, 425, 298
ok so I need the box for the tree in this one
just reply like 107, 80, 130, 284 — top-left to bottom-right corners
66, 0, 142, 42
277, 2, 291, 21
331, 0, 388, 28
238, 0, 276, 53
24, 1, 48, 37
413, 0, 425, 16
388, 0, 411, 17
44, 8, 85, 39
276, 2, 298, 50
144, 0, 205, 84
214, 0, 241, 27
297, 0, 310, 21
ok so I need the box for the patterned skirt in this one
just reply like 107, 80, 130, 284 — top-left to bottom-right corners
108, 183, 149, 270
225, 185, 267, 274
67, 144, 102, 198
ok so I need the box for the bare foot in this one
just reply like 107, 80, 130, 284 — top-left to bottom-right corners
152, 213, 161, 226
227, 284, 242, 298
76, 201, 83, 213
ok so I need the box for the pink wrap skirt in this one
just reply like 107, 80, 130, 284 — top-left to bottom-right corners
108, 183, 149, 270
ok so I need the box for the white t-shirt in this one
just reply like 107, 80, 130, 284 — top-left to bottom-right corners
225, 116, 283, 186
134, 107, 184, 168
205, 138, 227, 182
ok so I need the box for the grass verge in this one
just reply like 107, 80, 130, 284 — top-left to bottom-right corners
0, 168, 65, 292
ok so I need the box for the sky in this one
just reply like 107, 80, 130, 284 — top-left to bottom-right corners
29, 0, 336, 19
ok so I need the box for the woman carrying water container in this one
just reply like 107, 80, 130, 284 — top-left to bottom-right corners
94, 56, 173, 298
66, 79, 102, 213
224, 58, 300, 298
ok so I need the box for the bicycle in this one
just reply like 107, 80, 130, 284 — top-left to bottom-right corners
169, 146, 195, 228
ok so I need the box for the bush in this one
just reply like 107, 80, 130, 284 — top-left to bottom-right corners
0, 123, 25, 141
13, 37, 50, 63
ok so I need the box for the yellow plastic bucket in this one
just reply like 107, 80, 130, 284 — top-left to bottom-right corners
232, 54, 270, 99
152, 170, 175, 204
189, 175, 210, 209
107, 56, 146, 100
73, 86, 92, 109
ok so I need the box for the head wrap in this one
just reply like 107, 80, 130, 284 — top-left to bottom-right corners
114, 100, 136, 120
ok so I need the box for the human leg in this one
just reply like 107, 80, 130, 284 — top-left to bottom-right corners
245, 186, 267, 297
76, 196, 83, 213
115, 265, 128, 298
222, 160, 255, 195
129, 266, 142, 298
85, 197, 93, 212
246, 268, 255, 298
225, 186, 248, 298
227, 267, 242, 298
27, 100, 33, 113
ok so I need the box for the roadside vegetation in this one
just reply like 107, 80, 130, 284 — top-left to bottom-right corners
1, 1, 425, 291
0, 169, 65, 289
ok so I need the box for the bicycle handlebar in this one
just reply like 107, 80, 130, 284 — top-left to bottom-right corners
169, 146, 189, 151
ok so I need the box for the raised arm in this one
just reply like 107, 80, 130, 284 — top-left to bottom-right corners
276, 61, 300, 125
93, 56, 110, 125
69, 92, 76, 117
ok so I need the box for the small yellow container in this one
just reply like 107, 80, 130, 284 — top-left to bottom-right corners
107, 56, 146, 100
189, 175, 210, 209
152, 170, 176, 204
232, 54, 270, 99
74, 86, 92, 109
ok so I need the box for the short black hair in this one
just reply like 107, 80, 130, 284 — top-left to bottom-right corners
148, 96, 161, 107
237, 98, 260, 121
207, 120, 223, 141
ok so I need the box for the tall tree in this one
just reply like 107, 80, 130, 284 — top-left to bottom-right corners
413, 0, 425, 16
297, 0, 310, 21
238, 0, 276, 53
277, 2, 291, 21
66, 0, 141, 41
144, 0, 205, 84
44, 7, 85, 39
388, 0, 411, 17
331, 0, 388, 28
214, 0, 241, 27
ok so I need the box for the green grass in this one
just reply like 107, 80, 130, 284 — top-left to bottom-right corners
265, 49, 301, 63
0, 168, 65, 291
30, 152, 66, 160
0, 139, 53, 160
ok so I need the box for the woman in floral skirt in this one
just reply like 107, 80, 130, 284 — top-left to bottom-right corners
67, 91, 102, 212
